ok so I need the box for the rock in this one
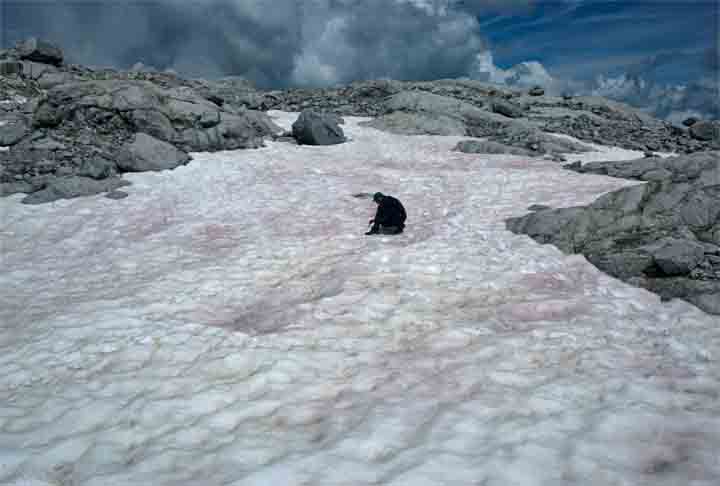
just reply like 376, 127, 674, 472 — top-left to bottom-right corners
77, 157, 116, 179
687, 292, 720, 315
291, 110, 345, 145
528, 86, 545, 96
20, 61, 57, 80
363, 111, 467, 136
30, 137, 66, 151
491, 100, 524, 118
644, 238, 706, 275
453, 139, 533, 156
0, 61, 23, 76
36, 80, 281, 152
32, 102, 64, 128
366, 90, 516, 138
0, 115, 29, 146
37, 71, 77, 89
117, 133, 191, 172
564, 161, 582, 170
164, 87, 222, 128
15, 38, 64, 66
21, 176, 129, 204
0, 181, 33, 196
528, 204, 552, 211
682, 117, 698, 127
105, 190, 129, 200
689, 120, 719, 141
507, 151, 720, 313
126, 109, 176, 141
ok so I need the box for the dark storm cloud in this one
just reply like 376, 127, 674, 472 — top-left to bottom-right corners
1, 0, 528, 88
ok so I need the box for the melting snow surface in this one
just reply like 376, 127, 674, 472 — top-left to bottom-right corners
1, 112, 719, 485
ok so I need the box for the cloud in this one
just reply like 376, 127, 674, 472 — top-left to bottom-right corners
2, 0, 528, 88
468, 49, 719, 123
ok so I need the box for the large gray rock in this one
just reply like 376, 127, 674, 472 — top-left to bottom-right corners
116, 133, 191, 172
21, 176, 129, 204
77, 157, 117, 180
0, 61, 23, 76
291, 110, 345, 145
507, 151, 720, 314
20, 61, 57, 80
366, 90, 518, 138
528, 86, 545, 96
0, 115, 29, 146
362, 111, 467, 136
0, 181, 33, 196
494, 126, 592, 154
644, 237, 706, 275
452, 139, 534, 156
383, 90, 499, 127
37, 71, 77, 89
491, 99, 524, 118
689, 120, 719, 141
163, 87, 222, 128
15, 38, 64, 66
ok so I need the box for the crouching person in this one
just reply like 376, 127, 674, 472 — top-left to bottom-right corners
366, 192, 406, 235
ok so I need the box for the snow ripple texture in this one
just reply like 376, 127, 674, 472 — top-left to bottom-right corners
1, 112, 718, 486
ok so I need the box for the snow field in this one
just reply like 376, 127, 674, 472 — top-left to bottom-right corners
0, 111, 718, 485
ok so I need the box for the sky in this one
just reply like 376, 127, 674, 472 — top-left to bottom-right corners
1, 1, 718, 119
477, 0, 718, 84
2, 111, 719, 485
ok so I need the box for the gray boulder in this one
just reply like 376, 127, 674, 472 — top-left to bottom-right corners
20, 61, 57, 80
0, 115, 29, 146
37, 71, 77, 89
0, 61, 23, 76
366, 90, 515, 137
291, 110, 345, 145
491, 99, 524, 118
117, 133, 191, 172
105, 190, 129, 200
689, 120, 719, 141
77, 157, 116, 180
528, 204, 552, 211
528, 86, 545, 96
0, 181, 34, 196
15, 38, 64, 66
644, 237, 706, 275
383, 90, 497, 126
21, 176, 129, 204
682, 117, 698, 127
452, 139, 533, 156
492, 125, 591, 154
363, 111, 467, 136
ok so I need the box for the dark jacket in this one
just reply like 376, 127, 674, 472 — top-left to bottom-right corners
372, 195, 406, 230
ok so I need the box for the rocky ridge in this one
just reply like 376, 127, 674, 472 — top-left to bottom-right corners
0, 39, 281, 203
507, 152, 720, 315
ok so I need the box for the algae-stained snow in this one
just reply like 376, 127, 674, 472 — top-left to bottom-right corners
1, 112, 718, 485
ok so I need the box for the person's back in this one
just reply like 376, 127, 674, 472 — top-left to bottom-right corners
366, 192, 406, 235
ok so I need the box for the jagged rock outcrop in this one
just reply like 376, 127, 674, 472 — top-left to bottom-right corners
0, 39, 283, 203
15, 38, 64, 66
116, 133, 191, 172
506, 151, 720, 314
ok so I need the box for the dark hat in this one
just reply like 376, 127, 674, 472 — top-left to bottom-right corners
373, 192, 384, 202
